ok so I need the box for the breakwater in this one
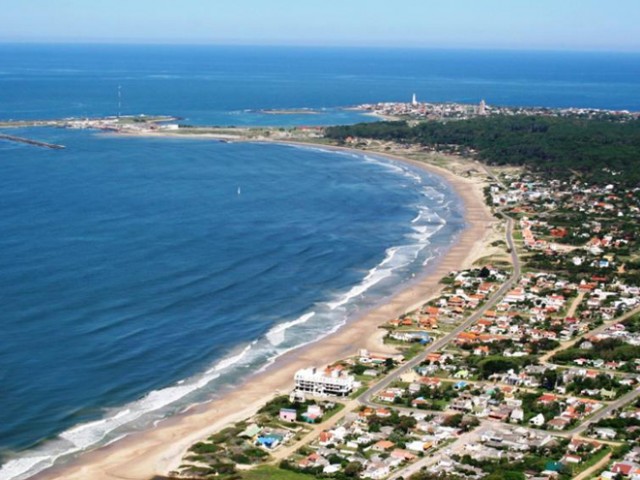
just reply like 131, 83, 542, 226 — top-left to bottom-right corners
0, 133, 65, 149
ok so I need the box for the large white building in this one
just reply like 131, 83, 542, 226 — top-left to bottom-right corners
294, 367, 355, 397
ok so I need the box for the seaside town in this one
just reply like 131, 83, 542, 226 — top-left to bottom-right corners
124, 118, 639, 480
352, 96, 640, 122
5, 3, 640, 480
1, 105, 640, 480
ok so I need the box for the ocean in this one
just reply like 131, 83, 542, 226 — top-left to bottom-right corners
0, 45, 639, 480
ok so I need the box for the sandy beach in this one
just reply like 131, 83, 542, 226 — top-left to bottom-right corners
34, 142, 495, 480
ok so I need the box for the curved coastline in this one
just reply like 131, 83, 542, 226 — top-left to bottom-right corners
30, 143, 495, 480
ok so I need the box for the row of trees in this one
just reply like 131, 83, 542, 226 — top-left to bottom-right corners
464, 354, 537, 379
552, 337, 640, 363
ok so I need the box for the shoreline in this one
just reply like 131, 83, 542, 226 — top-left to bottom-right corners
31, 140, 496, 480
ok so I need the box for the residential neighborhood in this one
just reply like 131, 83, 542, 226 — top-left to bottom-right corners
172, 135, 640, 480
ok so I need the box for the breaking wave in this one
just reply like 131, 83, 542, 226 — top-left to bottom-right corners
0, 148, 462, 480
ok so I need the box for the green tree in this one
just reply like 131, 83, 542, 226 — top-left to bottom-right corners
344, 461, 363, 477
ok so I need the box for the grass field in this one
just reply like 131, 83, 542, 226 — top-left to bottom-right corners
241, 465, 316, 480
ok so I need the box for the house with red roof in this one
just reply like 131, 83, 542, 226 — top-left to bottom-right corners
372, 440, 395, 452
612, 461, 640, 476
537, 393, 558, 405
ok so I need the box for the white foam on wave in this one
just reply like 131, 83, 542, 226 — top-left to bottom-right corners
56, 369, 236, 452
421, 185, 447, 203
288, 144, 356, 158
422, 254, 436, 266
0, 342, 256, 480
326, 246, 400, 311
361, 154, 424, 184
1, 146, 459, 480
409, 223, 445, 243
412, 204, 446, 224
257, 314, 348, 375
0, 455, 55, 480
266, 311, 316, 346
405, 198, 448, 262
325, 170, 451, 314
210, 343, 253, 373
263, 204, 447, 357
288, 146, 424, 187
414, 204, 446, 224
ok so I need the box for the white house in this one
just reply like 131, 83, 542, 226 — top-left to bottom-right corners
594, 428, 617, 440
529, 413, 545, 427
510, 408, 524, 423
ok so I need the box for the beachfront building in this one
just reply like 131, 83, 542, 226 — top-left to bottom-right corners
279, 408, 297, 423
294, 366, 355, 397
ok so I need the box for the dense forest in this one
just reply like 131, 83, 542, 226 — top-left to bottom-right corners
324, 116, 640, 184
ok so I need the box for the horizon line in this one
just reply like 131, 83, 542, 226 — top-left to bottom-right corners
0, 40, 639, 55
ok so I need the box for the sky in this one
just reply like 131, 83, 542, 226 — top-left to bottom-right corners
1, 0, 639, 51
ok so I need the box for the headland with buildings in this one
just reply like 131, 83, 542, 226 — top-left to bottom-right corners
353, 94, 640, 122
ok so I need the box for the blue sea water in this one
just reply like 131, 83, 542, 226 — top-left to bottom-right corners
1, 45, 640, 125
0, 128, 462, 479
0, 45, 639, 480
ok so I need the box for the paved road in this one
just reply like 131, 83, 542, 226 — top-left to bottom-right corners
466, 165, 640, 437
269, 399, 359, 463
359, 209, 518, 409
350, 164, 640, 477
508, 386, 640, 439
389, 422, 488, 480
580, 304, 640, 339
387, 394, 636, 480
567, 386, 640, 436
358, 162, 518, 412
538, 304, 640, 374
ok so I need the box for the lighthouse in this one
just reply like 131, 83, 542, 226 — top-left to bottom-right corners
411, 93, 418, 106
478, 99, 486, 115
